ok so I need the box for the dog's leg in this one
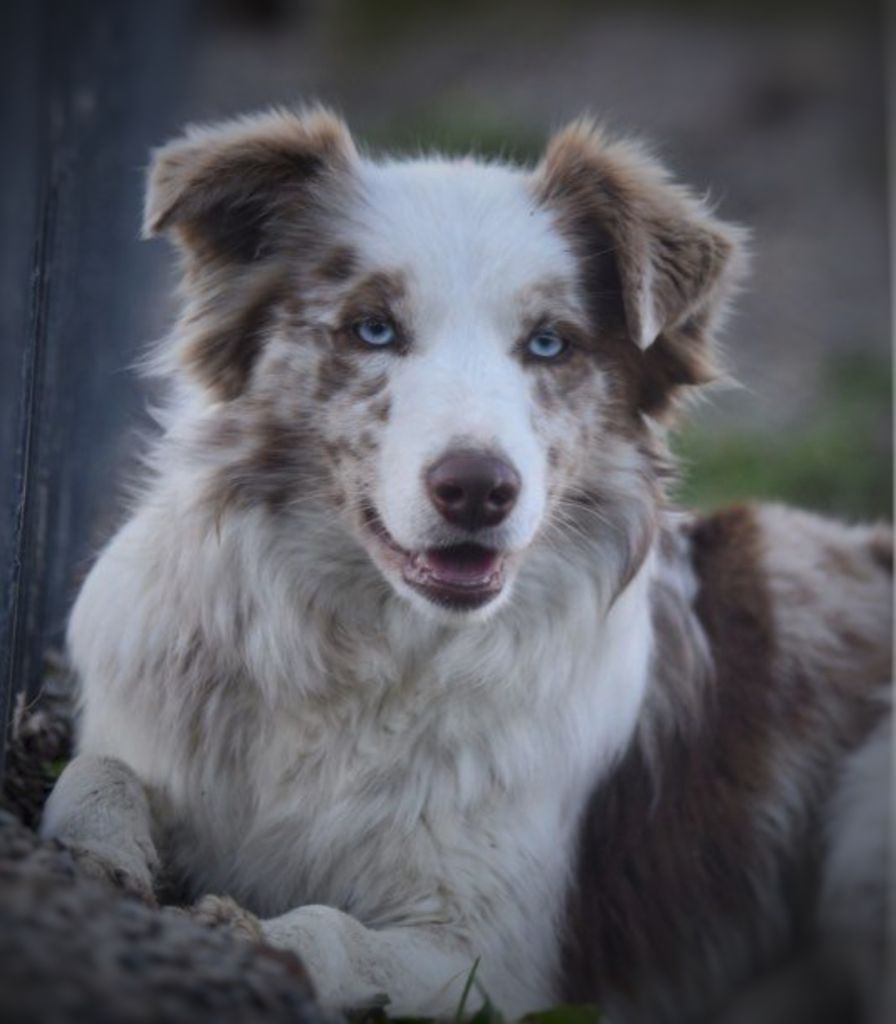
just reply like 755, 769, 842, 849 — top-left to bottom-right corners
194, 896, 510, 1016
41, 754, 160, 903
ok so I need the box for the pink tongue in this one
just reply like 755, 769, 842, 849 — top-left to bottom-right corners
423, 545, 499, 586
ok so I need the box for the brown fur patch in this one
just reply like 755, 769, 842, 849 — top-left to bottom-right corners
204, 415, 324, 518
564, 509, 779, 1010
315, 352, 358, 403
369, 396, 391, 423
336, 271, 410, 348
145, 107, 357, 264
182, 271, 285, 400
638, 316, 716, 417
315, 245, 359, 284
358, 431, 378, 452
561, 505, 882, 1016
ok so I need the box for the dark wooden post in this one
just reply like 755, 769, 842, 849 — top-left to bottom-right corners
0, 0, 195, 774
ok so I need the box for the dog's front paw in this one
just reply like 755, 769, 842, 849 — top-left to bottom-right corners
260, 904, 390, 1010
190, 894, 264, 942
41, 754, 160, 905
66, 840, 158, 906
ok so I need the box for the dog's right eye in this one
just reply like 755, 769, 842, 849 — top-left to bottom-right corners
354, 317, 397, 348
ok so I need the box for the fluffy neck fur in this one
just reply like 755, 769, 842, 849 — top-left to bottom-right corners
71, 422, 663, 1012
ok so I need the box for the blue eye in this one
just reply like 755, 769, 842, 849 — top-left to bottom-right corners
355, 317, 397, 347
527, 330, 567, 360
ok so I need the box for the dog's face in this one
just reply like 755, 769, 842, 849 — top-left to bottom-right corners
297, 160, 600, 616
146, 109, 742, 619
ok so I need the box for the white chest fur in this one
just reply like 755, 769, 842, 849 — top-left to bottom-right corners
71, 496, 655, 1002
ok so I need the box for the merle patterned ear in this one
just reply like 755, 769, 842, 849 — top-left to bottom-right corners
143, 106, 358, 264
142, 107, 359, 401
534, 118, 747, 411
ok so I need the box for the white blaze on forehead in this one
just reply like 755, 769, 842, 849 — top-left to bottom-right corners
352, 157, 577, 322
347, 158, 579, 553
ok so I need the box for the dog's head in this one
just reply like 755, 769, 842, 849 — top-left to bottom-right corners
146, 108, 744, 619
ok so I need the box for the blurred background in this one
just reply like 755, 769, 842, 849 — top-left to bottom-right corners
1, 0, 891, 719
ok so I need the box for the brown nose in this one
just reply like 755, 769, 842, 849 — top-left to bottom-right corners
425, 450, 521, 530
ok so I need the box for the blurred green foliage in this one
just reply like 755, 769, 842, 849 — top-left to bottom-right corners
674, 353, 892, 520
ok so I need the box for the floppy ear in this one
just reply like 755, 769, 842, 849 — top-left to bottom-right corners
533, 118, 747, 414
143, 107, 358, 399
144, 106, 358, 264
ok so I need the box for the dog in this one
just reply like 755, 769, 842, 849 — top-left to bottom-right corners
42, 107, 892, 1022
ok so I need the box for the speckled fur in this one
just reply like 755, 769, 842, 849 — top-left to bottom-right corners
42, 108, 891, 1020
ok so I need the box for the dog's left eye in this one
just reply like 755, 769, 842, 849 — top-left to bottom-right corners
527, 329, 567, 360
354, 317, 397, 348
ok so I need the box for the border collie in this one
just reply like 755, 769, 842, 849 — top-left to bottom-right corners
43, 108, 892, 1022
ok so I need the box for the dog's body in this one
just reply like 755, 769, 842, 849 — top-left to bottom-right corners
42, 110, 892, 1021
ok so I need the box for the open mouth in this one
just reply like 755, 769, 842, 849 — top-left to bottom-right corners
362, 506, 505, 611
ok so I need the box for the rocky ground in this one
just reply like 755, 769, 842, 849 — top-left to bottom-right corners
0, 694, 328, 1024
